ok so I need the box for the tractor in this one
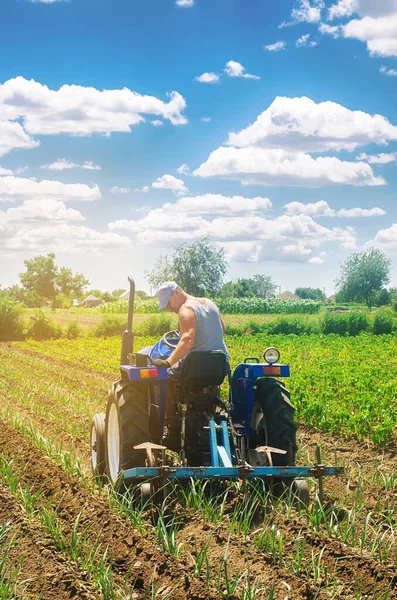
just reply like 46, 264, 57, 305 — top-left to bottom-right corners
91, 277, 343, 503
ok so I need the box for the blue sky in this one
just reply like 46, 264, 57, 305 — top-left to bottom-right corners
1, 0, 397, 294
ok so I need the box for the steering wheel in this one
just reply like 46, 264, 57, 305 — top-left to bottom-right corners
162, 329, 180, 349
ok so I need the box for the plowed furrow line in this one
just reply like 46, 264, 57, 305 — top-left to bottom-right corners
0, 482, 99, 600
0, 419, 220, 600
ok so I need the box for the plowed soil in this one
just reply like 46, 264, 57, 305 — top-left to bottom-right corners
1, 342, 397, 599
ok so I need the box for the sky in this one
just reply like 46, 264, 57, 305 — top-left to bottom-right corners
1, 0, 397, 295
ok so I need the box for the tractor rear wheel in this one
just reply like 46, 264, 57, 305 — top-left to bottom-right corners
252, 378, 297, 467
105, 379, 150, 486
91, 413, 106, 479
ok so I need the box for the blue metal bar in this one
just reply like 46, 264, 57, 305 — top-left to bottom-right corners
209, 420, 219, 467
220, 421, 232, 463
123, 465, 344, 480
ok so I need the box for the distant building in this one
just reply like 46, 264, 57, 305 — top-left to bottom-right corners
278, 290, 299, 300
119, 290, 143, 301
83, 294, 103, 308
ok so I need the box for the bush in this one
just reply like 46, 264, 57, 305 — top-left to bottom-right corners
347, 312, 368, 336
135, 313, 173, 336
65, 321, 82, 339
27, 310, 63, 340
267, 317, 315, 335
320, 312, 349, 335
372, 310, 393, 335
0, 296, 24, 340
94, 315, 125, 337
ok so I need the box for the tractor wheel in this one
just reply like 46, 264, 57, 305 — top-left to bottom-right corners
105, 379, 150, 486
91, 413, 106, 480
253, 378, 297, 467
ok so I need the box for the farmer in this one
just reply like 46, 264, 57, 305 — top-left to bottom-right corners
151, 282, 229, 373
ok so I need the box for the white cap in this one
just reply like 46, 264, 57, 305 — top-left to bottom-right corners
156, 281, 178, 310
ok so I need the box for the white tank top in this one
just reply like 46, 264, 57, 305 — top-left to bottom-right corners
184, 299, 229, 361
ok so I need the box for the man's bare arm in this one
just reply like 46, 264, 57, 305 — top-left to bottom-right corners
167, 306, 196, 366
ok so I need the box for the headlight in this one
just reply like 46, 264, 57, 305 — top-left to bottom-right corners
263, 347, 280, 364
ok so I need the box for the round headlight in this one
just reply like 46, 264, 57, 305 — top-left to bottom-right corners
263, 347, 280, 364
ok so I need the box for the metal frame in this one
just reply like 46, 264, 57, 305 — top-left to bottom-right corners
123, 465, 343, 480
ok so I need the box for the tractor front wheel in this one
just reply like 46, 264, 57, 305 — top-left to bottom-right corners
105, 379, 150, 486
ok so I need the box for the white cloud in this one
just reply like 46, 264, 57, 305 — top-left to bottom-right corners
193, 146, 385, 187
225, 96, 397, 152
133, 185, 150, 193
0, 166, 14, 177
0, 76, 187, 139
224, 61, 260, 80
110, 186, 131, 194
41, 158, 79, 171
194, 72, 220, 83
380, 65, 397, 76
201, 117, 211, 122
356, 152, 396, 163
0, 175, 101, 203
176, 0, 194, 6
372, 223, 397, 249
1, 199, 85, 223
177, 163, 190, 175
328, 0, 355, 20
109, 195, 356, 263
284, 200, 386, 217
29, 0, 68, 3
151, 174, 188, 196
151, 120, 163, 126
82, 161, 102, 170
292, 0, 324, 23
264, 41, 287, 51
296, 34, 317, 46
0, 120, 39, 158
319, 22, 342, 37
343, 13, 397, 57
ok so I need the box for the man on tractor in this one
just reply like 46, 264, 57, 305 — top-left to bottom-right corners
151, 281, 230, 373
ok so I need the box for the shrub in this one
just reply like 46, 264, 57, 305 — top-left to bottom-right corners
320, 312, 349, 335
372, 311, 393, 335
267, 317, 315, 335
0, 297, 24, 340
94, 315, 125, 337
27, 310, 63, 340
347, 312, 368, 336
135, 314, 173, 336
65, 321, 82, 339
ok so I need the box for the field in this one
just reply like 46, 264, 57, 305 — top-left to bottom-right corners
1, 333, 397, 599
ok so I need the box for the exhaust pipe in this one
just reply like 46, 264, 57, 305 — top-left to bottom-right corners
120, 276, 135, 366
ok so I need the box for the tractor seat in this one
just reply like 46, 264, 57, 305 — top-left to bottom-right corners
178, 351, 228, 393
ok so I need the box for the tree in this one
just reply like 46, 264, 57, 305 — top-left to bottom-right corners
19, 253, 90, 309
145, 238, 228, 297
295, 287, 325, 301
219, 274, 276, 298
335, 248, 391, 309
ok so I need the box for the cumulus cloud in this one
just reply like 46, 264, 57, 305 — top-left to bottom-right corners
151, 174, 188, 196
319, 22, 342, 37
110, 186, 131, 194
0, 120, 39, 158
193, 147, 384, 187
0, 76, 187, 141
133, 185, 149, 193
29, 0, 68, 3
1, 199, 85, 223
225, 96, 397, 152
292, 0, 324, 23
194, 72, 220, 83
296, 34, 317, 46
0, 166, 14, 177
356, 152, 396, 163
264, 41, 286, 51
201, 117, 211, 122
176, 0, 194, 6
177, 163, 190, 175
108, 194, 356, 263
284, 200, 386, 217
224, 61, 260, 80
151, 120, 163, 126
380, 65, 397, 76
0, 175, 101, 203
41, 158, 78, 170
328, 0, 355, 20
373, 223, 397, 249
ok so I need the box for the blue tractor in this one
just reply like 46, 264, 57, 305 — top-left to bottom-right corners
91, 278, 343, 503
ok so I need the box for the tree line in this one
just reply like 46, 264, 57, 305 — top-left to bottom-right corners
0, 240, 394, 309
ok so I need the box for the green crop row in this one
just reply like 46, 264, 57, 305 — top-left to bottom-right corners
98, 297, 321, 315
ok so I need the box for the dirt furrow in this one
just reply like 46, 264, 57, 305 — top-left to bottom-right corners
0, 419, 221, 600
0, 482, 100, 600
